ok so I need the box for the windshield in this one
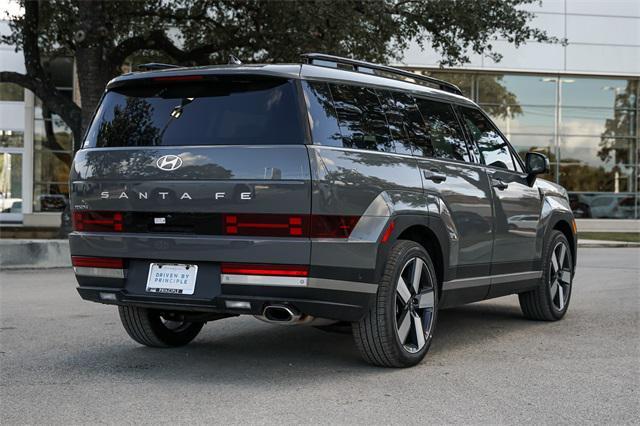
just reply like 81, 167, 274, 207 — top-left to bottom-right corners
84, 76, 305, 147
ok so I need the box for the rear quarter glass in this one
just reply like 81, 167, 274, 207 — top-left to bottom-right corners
83, 76, 305, 148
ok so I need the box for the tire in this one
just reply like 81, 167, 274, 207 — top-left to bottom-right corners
118, 306, 204, 347
352, 240, 438, 368
519, 230, 574, 321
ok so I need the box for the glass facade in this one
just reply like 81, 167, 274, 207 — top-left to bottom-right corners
417, 70, 639, 219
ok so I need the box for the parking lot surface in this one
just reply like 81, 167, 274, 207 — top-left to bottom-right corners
1, 248, 638, 424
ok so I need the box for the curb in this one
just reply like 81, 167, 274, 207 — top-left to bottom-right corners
0, 239, 71, 270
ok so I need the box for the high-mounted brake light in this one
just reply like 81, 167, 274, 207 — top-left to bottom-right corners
152, 75, 204, 82
73, 211, 123, 232
221, 263, 309, 277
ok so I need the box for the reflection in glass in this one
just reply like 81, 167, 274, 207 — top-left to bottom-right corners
560, 107, 636, 137
485, 105, 555, 136
561, 77, 638, 109
302, 81, 342, 147
0, 130, 24, 148
0, 152, 22, 213
85, 78, 305, 147
477, 74, 556, 106
415, 99, 469, 161
329, 83, 393, 152
34, 183, 69, 212
460, 107, 514, 170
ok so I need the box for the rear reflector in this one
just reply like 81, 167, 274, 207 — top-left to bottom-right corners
72, 256, 124, 269
73, 211, 123, 232
221, 263, 309, 277
381, 220, 395, 243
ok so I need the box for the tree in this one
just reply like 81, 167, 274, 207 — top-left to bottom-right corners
1, 0, 559, 149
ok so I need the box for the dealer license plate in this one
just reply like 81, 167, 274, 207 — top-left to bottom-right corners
146, 263, 198, 295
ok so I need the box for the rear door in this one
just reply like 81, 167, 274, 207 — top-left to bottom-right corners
70, 75, 312, 274
458, 106, 542, 293
411, 97, 495, 305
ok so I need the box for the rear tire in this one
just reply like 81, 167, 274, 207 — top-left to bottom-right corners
118, 306, 204, 347
352, 240, 438, 368
519, 230, 574, 321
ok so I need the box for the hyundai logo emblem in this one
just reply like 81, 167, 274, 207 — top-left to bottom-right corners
156, 155, 183, 171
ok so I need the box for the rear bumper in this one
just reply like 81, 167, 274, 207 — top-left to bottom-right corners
77, 282, 376, 321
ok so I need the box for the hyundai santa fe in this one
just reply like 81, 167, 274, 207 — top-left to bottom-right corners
70, 53, 577, 367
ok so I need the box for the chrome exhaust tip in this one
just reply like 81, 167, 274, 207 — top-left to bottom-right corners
262, 305, 301, 323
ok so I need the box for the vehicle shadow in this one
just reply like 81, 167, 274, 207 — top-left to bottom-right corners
60, 297, 546, 384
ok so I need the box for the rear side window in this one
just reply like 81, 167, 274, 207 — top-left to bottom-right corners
329, 84, 392, 152
84, 76, 305, 147
415, 99, 470, 161
302, 81, 343, 147
460, 107, 516, 171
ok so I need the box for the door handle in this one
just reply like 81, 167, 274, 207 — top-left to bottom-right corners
423, 169, 447, 183
491, 178, 508, 190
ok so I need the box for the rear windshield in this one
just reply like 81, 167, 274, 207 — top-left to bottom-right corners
84, 76, 305, 147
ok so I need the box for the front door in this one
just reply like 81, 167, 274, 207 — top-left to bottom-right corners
458, 106, 542, 295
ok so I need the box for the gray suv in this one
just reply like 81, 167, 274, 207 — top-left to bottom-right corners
70, 53, 577, 367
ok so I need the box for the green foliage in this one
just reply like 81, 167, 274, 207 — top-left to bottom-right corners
3, 0, 558, 67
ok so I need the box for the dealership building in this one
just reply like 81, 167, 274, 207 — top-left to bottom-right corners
1, 0, 638, 227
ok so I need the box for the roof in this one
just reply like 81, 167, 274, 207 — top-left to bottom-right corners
106, 62, 475, 105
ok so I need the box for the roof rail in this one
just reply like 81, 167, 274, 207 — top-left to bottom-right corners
301, 53, 462, 96
136, 63, 181, 71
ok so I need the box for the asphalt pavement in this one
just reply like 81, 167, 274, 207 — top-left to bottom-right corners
1, 247, 639, 424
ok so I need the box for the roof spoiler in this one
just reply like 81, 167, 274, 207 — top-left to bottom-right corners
301, 53, 463, 96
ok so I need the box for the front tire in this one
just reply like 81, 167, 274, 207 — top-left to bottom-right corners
118, 306, 204, 347
519, 230, 574, 321
353, 240, 438, 368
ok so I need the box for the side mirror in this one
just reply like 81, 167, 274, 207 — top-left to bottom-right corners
525, 152, 549, 185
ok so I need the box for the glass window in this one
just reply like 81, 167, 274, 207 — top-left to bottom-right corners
389, 91, 432, 155
85, 77, 305, 147
478, 74, 556, 106
460, 107, 516, 170
302, 81, 343, 147
414, 98, 469, 161
34, 183, 68, 212
0, 152, 22, 213
483, 105, 556, 136
561, 77, 637, 109
377, 90, 410, 154
560, 107, 636, 137
0, 83, 24, 102
0, 130, 24, 148
329, 83, 393, 152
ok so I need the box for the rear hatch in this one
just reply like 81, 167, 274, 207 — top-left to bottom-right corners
70, 74, 312, 297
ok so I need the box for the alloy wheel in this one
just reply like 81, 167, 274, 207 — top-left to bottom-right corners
395, 257, 435, 353
549, 241, 572, 311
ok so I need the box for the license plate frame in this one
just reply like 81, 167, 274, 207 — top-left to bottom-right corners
146, 263, 198, 295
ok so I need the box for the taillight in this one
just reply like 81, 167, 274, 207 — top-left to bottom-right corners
73, 211, 123, 232
221, 263, 309, 277
72, 256, 124, 269
310, 215, 359, 238
223, 214, 309, 237
222, 214, 359, 238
